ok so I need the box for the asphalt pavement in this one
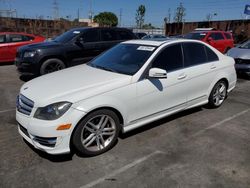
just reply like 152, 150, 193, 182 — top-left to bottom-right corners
0, 65, 249, 188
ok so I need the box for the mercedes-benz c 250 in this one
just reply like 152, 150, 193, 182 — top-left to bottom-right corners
16, 39, 237, 156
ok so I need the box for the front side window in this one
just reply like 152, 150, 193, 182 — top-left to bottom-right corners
117, 30, 133, 40
0, 35, 6, 43
82, 30, 99, 42
88, 44, 155, 75
152, 44, 183, 72
239, 40, 250, 49
209, 33, 224, 40
183, 42, 207, 67
101, 30, 117, 41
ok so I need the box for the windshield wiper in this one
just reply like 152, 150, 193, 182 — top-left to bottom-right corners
90, 64, 118, 73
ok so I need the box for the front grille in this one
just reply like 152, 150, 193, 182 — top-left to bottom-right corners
33, 136, 57, 147
16, 94, 34, 116
235, 58, 250, 65
19, 123, 30, 138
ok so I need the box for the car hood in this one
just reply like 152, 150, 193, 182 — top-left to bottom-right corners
19, 41, 62, 51
20, 65, 132, 107
227, 47, 250, 59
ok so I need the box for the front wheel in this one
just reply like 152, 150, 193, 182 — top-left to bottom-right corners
40, 58, 66, 75
72, 109, 120, 156
208, 80, 227, 108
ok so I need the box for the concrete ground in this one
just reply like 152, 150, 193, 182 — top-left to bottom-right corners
0, 65, 249, 188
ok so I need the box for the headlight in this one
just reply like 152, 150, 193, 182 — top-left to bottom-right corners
24, 51, 36, 58
34, 102, 72, 120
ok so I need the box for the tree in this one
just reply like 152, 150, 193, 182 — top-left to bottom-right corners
142, 23, 155, 29
135, 5, 146, 29
174, 3, 186, 23
93, 12, 118, 27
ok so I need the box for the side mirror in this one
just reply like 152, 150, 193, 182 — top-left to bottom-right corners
149, 68, 167, 79
207, 37, 213, 43
76, 37, 84, 45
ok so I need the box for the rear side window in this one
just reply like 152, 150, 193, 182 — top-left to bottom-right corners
152, 44, 183, 72
183, 42, 207, 67
117, 30, 133, 40
0, 35, 6, 43
224, 33, 232, 39
209, 33, 224, 40
205, 46, 219, 62
101, 30, 117, 41
82, 30, 99, 42
22, 35, 34, 41
9, 34, 23, 42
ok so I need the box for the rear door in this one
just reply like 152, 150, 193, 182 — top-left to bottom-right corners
0, 34, 9, 62
182, 42, 219, 107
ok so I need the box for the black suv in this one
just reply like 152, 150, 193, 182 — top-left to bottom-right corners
16, 27, 137, 76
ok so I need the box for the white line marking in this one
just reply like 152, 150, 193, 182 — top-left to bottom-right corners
192, 108, 250, 137
79, 150, 164, 188
0, 108, 15, 114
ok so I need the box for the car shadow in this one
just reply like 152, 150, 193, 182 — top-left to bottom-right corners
19, 75, 36, 82
23, 139, 74, 162
120, 106, 203, 139
237, 74, 250, 80
0, 62, 14, 66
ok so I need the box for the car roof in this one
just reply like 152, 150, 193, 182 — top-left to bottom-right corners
191, 30, 227, 34
0, 32, 37, 36
123, 39, 202, 47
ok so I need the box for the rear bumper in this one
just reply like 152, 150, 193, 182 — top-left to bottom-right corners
235, 64, 250, 76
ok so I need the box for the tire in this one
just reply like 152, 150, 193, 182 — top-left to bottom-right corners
40, 58, 66, 75
208, 80, 227, 108
72, 109, 121, 156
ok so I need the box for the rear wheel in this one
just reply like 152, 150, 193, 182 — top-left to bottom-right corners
72, 109, 120, 156
40, 58, 66, 75
208, 80, 227, 108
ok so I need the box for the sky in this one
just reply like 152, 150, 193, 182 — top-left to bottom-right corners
0, 0, 249, 27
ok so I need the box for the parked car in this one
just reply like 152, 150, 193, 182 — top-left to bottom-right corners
184, 30, 234, 53
15, 27, 137, 76
16, 39, 236, 156
0, 32, 45, 64
142, 34, 167, 40
227, 39, 250, 77
134, 32, 147, 39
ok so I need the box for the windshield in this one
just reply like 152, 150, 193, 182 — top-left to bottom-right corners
239, 40, 250, 49
185, 32, 207, 40
88, 44, 156, 75
54, 30, 81, 43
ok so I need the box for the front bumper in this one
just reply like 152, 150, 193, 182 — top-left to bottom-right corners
15, 57, 40, 76
235, 64, 250, 76
16, 108, 86, 155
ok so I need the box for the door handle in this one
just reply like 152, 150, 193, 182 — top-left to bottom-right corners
178, 73, 187, 80
210, 65, 216, 69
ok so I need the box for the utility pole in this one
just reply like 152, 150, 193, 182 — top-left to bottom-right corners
119, 8, 122, 27
88, 0, 93, 22
53, 0, 59, 20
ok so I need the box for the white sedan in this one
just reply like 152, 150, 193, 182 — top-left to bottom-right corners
16, 39, 237, 156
